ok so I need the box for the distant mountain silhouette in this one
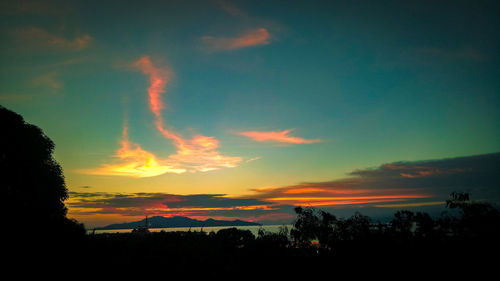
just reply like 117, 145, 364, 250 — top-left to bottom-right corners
99, 216, 261, 230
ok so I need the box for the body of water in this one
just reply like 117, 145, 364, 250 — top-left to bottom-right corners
89, 225, 293, 236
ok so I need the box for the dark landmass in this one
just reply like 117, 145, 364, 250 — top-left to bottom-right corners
98, 216, 261, 230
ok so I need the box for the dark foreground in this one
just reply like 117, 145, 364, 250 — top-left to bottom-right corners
82, 225, 497, 275
9, 195, 500, 277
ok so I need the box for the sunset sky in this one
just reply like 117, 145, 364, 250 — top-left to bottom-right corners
1, 0, 499, 227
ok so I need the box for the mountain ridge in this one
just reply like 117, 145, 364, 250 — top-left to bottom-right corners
98, 216, 261, 230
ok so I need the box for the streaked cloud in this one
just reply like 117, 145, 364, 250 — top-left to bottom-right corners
251, 153, 500, 208
374, 201, 445, 208
14, 27, 93, 51
246, 156, 262, 163
71, 153, 500, 226
202, 28, 270, 51
238, 129, 321, 144
67, 192, 287, 226
413, 46, 486, 62
252, 184, 431, 208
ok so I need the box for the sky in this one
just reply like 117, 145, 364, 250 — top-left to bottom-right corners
1, 0, 499, 227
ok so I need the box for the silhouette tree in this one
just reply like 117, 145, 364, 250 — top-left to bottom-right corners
390, 210, 415, 238
291, 206, 337, 248
215, 227, 255, 249
443, 192, 500, 239
336, 211, 371, 242
0, 106, 85, 248
413, 212, 435, 239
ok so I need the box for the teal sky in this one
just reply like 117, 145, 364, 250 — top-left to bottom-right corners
1, 0, 499, 227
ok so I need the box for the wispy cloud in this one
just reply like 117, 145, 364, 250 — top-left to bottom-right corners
133, 56, 241, 173
238, 129, 321, 144
214, 0, 247, 17
202, 28, 271, 51
31, 71, 62, 90
82, 56, 241, 177
246, 156, 262, 163
412, 46, 486, 62
134, 56, 171, 118
14, 27, 93, 51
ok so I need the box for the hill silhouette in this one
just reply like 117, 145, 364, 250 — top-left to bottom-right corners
100, 215, 260, 229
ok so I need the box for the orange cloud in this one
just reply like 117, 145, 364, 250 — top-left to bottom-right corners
66, 192, 281, 227
83, 56, 241, 177
238, 129, 321, 144
250, 179, 431, 208
374, 201, 445, 208
266, 195, 430, 207
81, 124, 186, 177
133, 57, 170, 118
15, 27, 93, 50
134, 56, 241, 173
202, 28, 270, 51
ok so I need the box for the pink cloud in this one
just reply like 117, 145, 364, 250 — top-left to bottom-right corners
238, 129, 321, 144
83, 56, 241, 177
133, 57, 171, 118
251, 182, 431, 208
202, 28, 270, 51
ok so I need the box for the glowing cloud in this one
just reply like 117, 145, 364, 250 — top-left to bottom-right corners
374, 201, 445, 208
238, 129, 321, 144
133, 56, 170, 118
66, 192, 281, 226
81, 124, 186, 178
250, 153, 500, 208
265, 195, 431, 207
202, 28, 270, 51
135, 56, 241, 173
249, 178, 433, 208
83, 56, 241, 177
254, 184, 431, 207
